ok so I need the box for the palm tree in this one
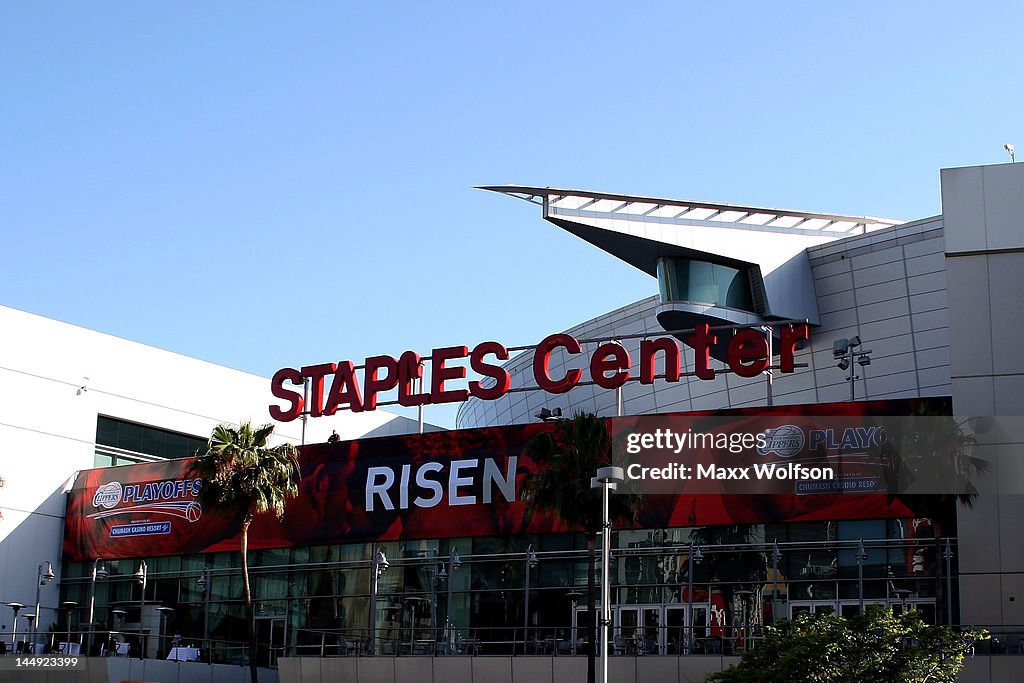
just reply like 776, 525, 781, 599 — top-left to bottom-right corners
188, 422, 300, 683
523, 412, 640, 683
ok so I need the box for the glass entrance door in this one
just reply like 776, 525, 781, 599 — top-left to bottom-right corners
789, 601, 836, 618
665, 605, 708, 654
254, 617, 285, 667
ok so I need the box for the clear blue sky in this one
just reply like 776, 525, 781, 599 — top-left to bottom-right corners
2, 3, 1021, 428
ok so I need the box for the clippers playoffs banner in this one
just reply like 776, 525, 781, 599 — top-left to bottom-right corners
63, 399, 944, 562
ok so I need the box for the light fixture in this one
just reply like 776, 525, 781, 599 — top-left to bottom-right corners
593, 466, 624, 683
450, 547, 462, 571
834, 337, 872, 401
527, 545, 538, 569
693, 545, 704, 564
534, 407, 563, 422
1005, 143, 1016, 163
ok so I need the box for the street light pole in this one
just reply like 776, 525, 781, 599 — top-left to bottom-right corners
368, 548, 389, 655
33, 561, 55, 653
196, 568, 212, 660
943, 538, 954, 625
433, 558, 446, 649
523, 545, 538, 654
593, 466, 624, 683
855, 540, 868, 615
62, 601, 78, 654
135, 561, 148, 659
445, 548, 460, 652
86, 559, 108, 655
687, 542, 703, 652
771, 540, 781, 624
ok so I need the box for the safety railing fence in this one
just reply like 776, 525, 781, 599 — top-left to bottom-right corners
1, 623, 1016, 665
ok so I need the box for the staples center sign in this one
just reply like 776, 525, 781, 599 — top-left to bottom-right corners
269, 323, 810, 421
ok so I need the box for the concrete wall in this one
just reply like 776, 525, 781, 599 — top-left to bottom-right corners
277, 655, 1020, 683
0, 658, 278, 683
941, 162, 1024, 631
279, 655, 735, 683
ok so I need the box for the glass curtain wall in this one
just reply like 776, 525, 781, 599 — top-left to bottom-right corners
59, 519, 951, 660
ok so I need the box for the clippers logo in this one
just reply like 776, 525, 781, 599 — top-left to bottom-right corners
92, 482, 123, 509
88, 477, 204, 525
758, 425, 804, 458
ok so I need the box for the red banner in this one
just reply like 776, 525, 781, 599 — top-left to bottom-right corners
63, 400, 940, 562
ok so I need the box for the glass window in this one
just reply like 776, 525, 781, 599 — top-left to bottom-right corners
657, 257, 754, 310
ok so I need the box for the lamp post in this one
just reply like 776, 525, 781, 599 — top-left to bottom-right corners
7, 603, 25, 652
943, 539, 954, 625
593, 466, 624, 683
85, 559, 108, 655
733, 589, 754, 652
86, 559, 108, 653
833, 337, 872, 402
33, 561, 55, 653
523, 545, 538, 654
687, 541, 703, 652
771, 540, 782, 624
368, 548, 389, 655
855, 540, 868, 615
433, 558, 446, 649
445, 548, 461, 652
566, 590, 583, 655
134, 561, 148, 658
196, 568, 212, 660
61, 601, 78, 654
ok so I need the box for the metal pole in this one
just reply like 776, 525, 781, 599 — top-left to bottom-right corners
601, 480, 611, 683
771, 540, 780, 624
201, 568, 211, 661
856, 540, 866, 615
417, 375, 424, 435
64, 602, 75, 654
138, 561, 147, 659
301, 378, 310, 446
764, 326, 774, 407
369, 549, 388, 655
431, 561, 440, 652
86, 559, 104, 654
687, 542, 694, 652
9, 604, 22, 651
446, 565, 453, 652
944, 539, 954, 625
523, 548, 531, 655
33, 562, 51, 654
849, 346, 856, 402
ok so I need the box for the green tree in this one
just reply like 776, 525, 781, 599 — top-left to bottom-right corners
705, 605, 986, 683
188, 422, 300, 683
522, 412, 641, 683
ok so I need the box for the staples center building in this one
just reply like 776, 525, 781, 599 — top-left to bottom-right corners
4, 161, 1023, 683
